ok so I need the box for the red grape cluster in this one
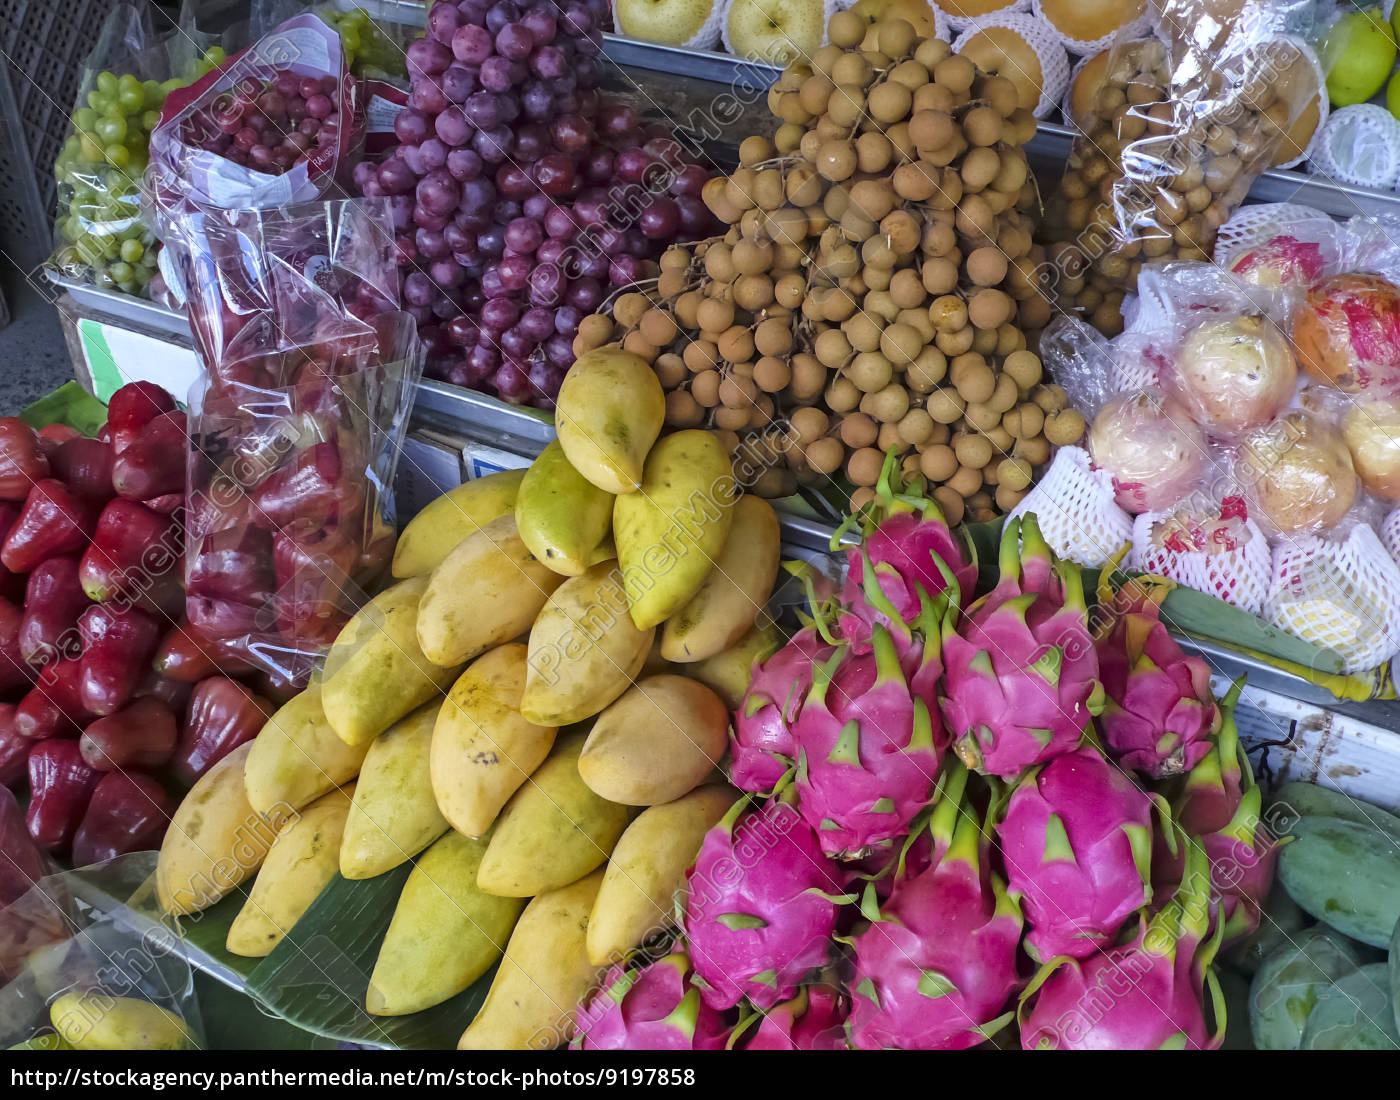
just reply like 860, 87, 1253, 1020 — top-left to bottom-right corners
179, 71, 344, 176
357, 0, 716, 407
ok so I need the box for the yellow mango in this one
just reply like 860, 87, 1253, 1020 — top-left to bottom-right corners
686, 621, 784, 710
243, 683, 368, 815
392, 469, 525, 578
555, 348, 665, 494
51, 993, 194, 1050
515, 439, 616, 577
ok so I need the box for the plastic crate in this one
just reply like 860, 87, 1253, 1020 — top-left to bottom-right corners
0, 0, 108, 226
0, 58, 47, 273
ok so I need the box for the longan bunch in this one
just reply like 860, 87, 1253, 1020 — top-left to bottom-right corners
1043, 38, 1305, 336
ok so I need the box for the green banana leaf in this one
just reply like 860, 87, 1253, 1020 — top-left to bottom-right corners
20, 382, 108, 436
240, 869, 496, 1050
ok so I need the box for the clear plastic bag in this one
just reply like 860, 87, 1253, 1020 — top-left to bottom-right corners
47, 3, 224, 299
0, 855, 204, 1049
252, 1, 412, 83
170, 199, 422, 684
146, 12, 363, 230
1042, 3, 1318, 335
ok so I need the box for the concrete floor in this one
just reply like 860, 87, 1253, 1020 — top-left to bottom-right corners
0, 260, 75, 414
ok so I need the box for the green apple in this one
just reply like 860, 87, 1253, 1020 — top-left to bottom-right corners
615, 0, 715, 46
726, 0, 825, 66
1322, 8, 1397, 107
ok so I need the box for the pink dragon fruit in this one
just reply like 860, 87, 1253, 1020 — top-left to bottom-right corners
1018, 843, 1226, 1050
846, 763, 1024, 1050
939, 515, 1104, 781
1096, 578, 1217, 778
1176, 678, 1248, 837
731, 628, 837, 793
743, 981, 849, 1050
997, 746, 1157, 962
572, 953, 727, 1050
846, 764, 969, 903
1201, 784, 1287, 944
682, 796, 849, 1011
790, 622, 943, 858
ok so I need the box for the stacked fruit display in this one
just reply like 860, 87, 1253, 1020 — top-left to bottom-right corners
0, 383, 288, 909
49, 48, 225, 299
559, 484, 1281, 1050
361, 0, 716, 404
154, 368, 788, 1036
581, 11, 1069, 517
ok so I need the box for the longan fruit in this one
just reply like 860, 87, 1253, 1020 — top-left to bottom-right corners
965, 247, 1008, 288
774, 272, 806, 311
881, 210, 921, 256
1019, 293, 1053, 329
751, 356, 790, 394
880, 322, 922, 368
657, 268, 687, 298
790, 354, 828, 401
950, 354, 994, 402
996, 324, 1025, 357
997, 458, 1033, 491
697, 298, 735, 335
933, 484, 965, 523
815, 328, 854, 369
914, 38, 951, 71
691, 369, 721, 407
907, 347, 947, 391
831, 52, 873, 87
714, 405, 752, 431
953, 432, 994, 470
798, 74, 834, 117
811, 43, 844, 75
919, 443, 958, 482
856, 131, 894, 174
613, 292, 651, 328
955, 195, 997, 241
863, 263, 893, 292
840, 412, 879, 448
704, 242, 736, 282
862, 383, 911, 424
703, 177, 742, 223
963, 401, 1001, 433
889, 268, 926, 310
849, 179, 897, 222
717, 325, 755, 364
864, 291, 899, 324
665, 389, 704, 427
826, 376, 861, 412
909, 109, 955, 151
960, 147, 1001, 192
822, 287, 859, 322
844, 311, 885, 352
995, 484, 1028, 512
898, 308, 934, 344
936, 326, 975, 357
847, 446, 885, 487
878, 17, 917, 59
790, 406, 829, 442
755, 318, 793, 358
574, 313, 614, 352
892, 407, 932, 447
850, 485, 878, 512
683, 339, 720, 374
826, 83, 866, 128
947, 465, 983, 498
993, 153, 1029, 194
929, 295, 967, 332
971, 326, 999, 356
784, 166, 821, 209
718, 372, 759, 409
816, 139, 858, 182
725, 168, 759, 213
1004, 402, 1043, 439
732, 239, 774, 276
963, 105, 1002, 147
980, 75, 1019, 117
1044, 409, 1087, 445
983, 424, 1013, 452
933, 54, 975, 95
893, 160, 939, 202
889, 59, 930, 90
967, 288, 1013, 330
734, 274, 775, 312
922, 257, 959, 296
752, 169, 785, 211
1032, 383, 1068, 414
1015, 435, 1050, 466
775, 122, 804, 154
653, 352, 687, 389
868, 81, 913, 124
988, 373, 1020, 415
922, 216, 957, 256
622, 330, 659, 360
877, 422, 904, 453
848, 351, 893, 393
639, 308, 679, 348
926, 388, 966, 424
740, 135, 774, 166
913, 81, 954, 114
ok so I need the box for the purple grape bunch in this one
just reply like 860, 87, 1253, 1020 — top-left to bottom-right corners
355, 0, 716, 408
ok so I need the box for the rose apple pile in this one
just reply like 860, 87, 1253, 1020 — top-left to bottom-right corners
580, 12, 1069, 516
359, 0, 716, 406
0, 384, 289, 901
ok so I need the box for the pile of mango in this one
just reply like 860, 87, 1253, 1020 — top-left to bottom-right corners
154, 347, 789, 1048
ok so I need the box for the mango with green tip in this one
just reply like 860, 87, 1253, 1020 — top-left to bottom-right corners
661, 494, 780, 663
586, 784, 736, 966
243, 683, 369, 815
226, 785, 354, 958
458, 869, 606, 1050
50, 993, 195, 1050
432, 644, 558, 838
392, 469, 525, 578
515, 440, 616, 577
417, 513, 565, 667
555, 348, 665, 494
367, 830, 524, 1016
476, 732, 630, 897
322, 576, 460, 747
613, 430, 736, 630
9, 1033, 72, 1050
340, 704, 449, 879
521, 561, 654, 726
685, 621, 783, 710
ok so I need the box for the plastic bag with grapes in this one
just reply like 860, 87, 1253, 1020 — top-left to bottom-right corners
174, 199, 422, 685
47, 2, 224, 299
146, 11, 364, 229
253, 0, 412, 82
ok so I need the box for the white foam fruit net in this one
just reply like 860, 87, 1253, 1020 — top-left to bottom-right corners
1108, 331, 1164, 391
1264, 525, 1400, 674
1308, 104, 1400, 192
934, 0, 1030, 33
614, 0, 724, 50
1130, 510, 1272, 616
720, 0, 841, 57
1211, 202, 1339, 270
1383, 508, 1400, 565
1008, 445, 1132, 567
950, 11, 1069, 118
1030, 0, 1151, 57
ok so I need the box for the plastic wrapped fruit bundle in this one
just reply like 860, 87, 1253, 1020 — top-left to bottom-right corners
579, 11, 1068, 516
166, 200, 423, 684
1041, 17, 1314, 337
359, 0, 716, 408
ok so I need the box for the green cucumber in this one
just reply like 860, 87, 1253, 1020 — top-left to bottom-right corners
1300, 965, 1399, 1050
1268, 783, 1400, 843
1249, 927, 1363, 1050
1278, 817, 1400, 948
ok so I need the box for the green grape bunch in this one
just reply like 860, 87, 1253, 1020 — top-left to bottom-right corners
51, 46, 226, 298
320, 6, 408, 81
